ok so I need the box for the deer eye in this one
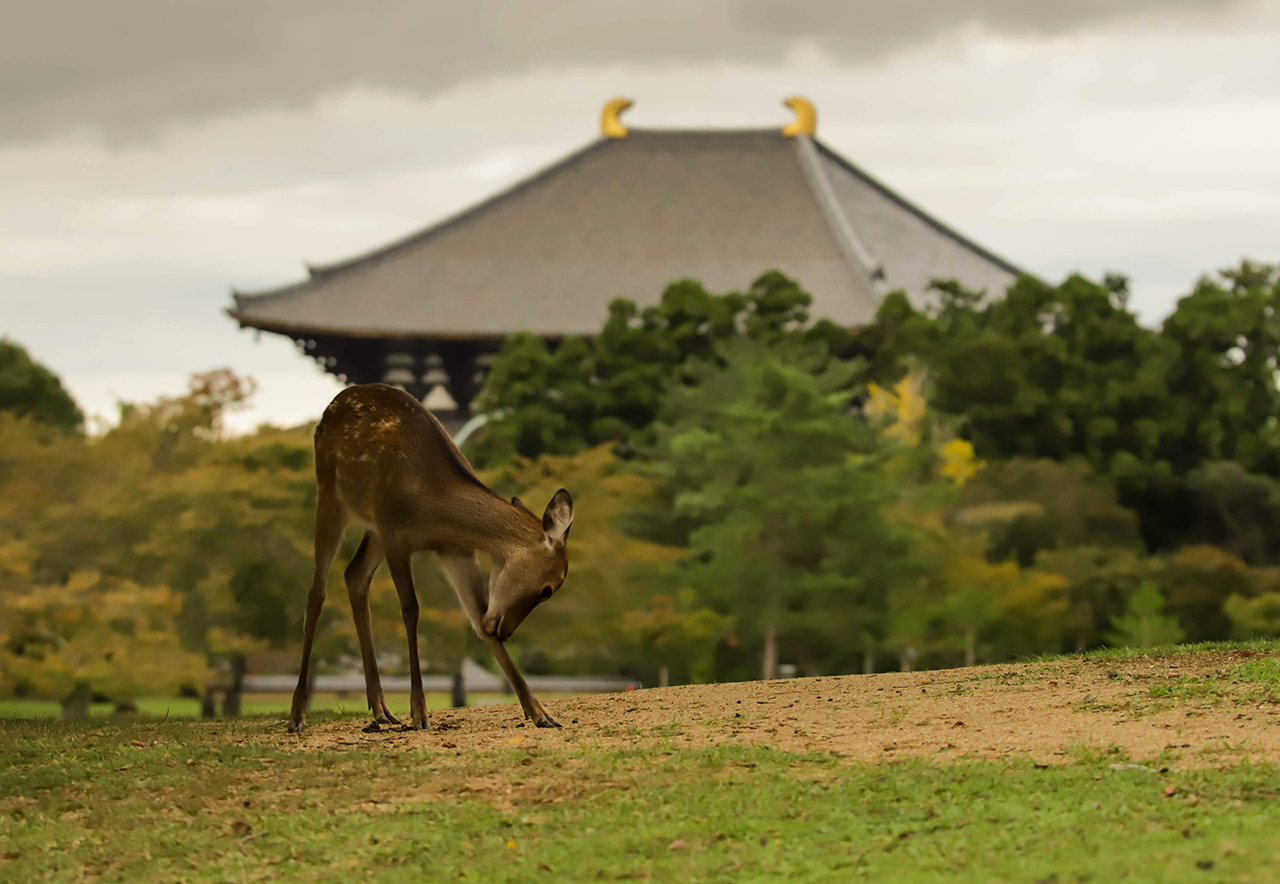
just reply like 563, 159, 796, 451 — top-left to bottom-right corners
540, 586, 553, 601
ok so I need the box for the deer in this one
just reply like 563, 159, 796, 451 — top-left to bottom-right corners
286, 383, 573, 734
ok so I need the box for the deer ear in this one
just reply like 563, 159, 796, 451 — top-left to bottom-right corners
511, 496, 535, 517
542, 488, 574, 542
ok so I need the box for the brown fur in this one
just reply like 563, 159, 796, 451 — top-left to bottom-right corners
287, 384, 574, 733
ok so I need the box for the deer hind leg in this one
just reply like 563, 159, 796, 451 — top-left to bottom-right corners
287, 491, 347, 734
438, 552, 561, 728
344, 531, 400, 731
386, 548, 430, 730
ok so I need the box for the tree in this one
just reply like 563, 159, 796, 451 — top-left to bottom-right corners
955, 458, 1141, 567
0, 339, 83, 434
616, 590, 732, 686
1181, 461, 1280, 567
1112, 261, 1280, 554
0, 371, 347, 712
1106, 581, 1184, 649
860, 386, 1074, 668
472, 272, 823, 466
933, 538, 1069, 666
1159, 261, 1280, 477
1034, 546, 1158, 652
468, 332, 599, 465
1157, 545, 1256, 643
0, 572, 208, 716
1225, 591, 1280, 638
852, 274, 1175, 476
849, 262, 1280, 558
635, 337, 927, 680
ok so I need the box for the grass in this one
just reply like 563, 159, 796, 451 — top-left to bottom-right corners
5, 643, 1280, 881
1027, 637, 1280, 664
0, 692, 522, 720
1, 714, 1279, 882
1075, 654, 1280, 718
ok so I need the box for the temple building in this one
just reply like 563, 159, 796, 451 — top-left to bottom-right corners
227, 98, 1019, 427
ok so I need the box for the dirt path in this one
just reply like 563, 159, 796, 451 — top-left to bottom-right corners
280, 650, 1280, 769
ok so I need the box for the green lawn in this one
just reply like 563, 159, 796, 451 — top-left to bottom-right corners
2, 713, 1278, 882
0, 692, 516, 720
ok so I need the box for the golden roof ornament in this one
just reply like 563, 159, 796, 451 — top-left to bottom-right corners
782, 96, 816, 137
600, 97, 633, 138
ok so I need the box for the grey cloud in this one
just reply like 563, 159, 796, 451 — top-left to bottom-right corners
0, 0, 1253, 142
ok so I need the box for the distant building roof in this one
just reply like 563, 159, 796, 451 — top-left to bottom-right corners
229, 105, 1020, 341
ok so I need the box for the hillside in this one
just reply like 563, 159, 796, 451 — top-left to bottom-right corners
297, 647, 1280, 768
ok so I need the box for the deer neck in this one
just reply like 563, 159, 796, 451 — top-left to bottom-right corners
451, 483, 543, 559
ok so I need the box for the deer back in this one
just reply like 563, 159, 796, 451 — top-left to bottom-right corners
315, 384, 532, 551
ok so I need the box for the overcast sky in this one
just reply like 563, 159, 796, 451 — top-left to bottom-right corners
3, 0, 1278, 431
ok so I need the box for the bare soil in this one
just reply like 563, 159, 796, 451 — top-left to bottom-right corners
281, 651, 1280, 769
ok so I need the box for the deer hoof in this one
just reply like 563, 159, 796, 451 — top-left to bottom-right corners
364, 711, 401, 733
400, 720, 431, 732
535, 715, 562, 729
286, 720, 305, 734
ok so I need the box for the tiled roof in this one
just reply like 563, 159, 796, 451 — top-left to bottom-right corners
229, 128, 1019, 339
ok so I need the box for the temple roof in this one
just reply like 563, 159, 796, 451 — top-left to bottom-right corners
229, 127, 1020, 340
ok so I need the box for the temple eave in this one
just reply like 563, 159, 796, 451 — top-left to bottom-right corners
228, 313, 506, 420
226, 311, 540, 343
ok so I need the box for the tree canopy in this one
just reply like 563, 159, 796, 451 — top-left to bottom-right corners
468, 259, 1280, 674
0, 339, 83, 434
471, 272, 841, 466
8, 258, 1280, 708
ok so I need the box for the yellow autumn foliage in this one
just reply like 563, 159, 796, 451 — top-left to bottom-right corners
865, 373, 927, 444
864, 370, 982, 486
1, 572, 208, 700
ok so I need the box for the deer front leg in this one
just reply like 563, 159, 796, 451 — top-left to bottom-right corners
438, 552, 560, 728
483, 636, 561, 728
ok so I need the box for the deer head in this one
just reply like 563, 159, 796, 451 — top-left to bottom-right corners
482, 488, 573, 642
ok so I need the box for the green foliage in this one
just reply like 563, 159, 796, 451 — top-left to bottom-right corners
1181, 461, 1280, 566
0, 371, 330, 706
1106, 581, 1185, 649
469, 259, 1280, 674
1157, 545, 1258, 643
848, 260, 1280, 562
615, 590, 732, 685
633, 337, 930, 678
1160, 261, 1280, 476
0, 338, 84, 434
1224, 592, 1280, 638
956, 458, 1141, 567
0, 572, 207, 703
1034, 546, 1158, 653
930, 537, 1070, 666
9, 256, 1280, 701
472, 272, 822, 466
853, 274, 1174, 475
